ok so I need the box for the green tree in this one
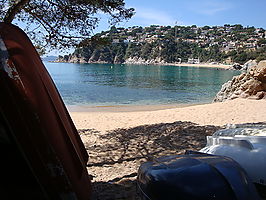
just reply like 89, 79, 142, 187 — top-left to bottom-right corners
141, 43, 153, 60
0, 0, 134, 48
258, 39, 266, 47
110, 26, 118, 34
233, 24, 243, 31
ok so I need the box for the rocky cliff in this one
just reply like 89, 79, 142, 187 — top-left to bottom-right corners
56, 43, 170, 65
56, 36, 230, 65
214, 60, 266, 102
57, 54, 167, 65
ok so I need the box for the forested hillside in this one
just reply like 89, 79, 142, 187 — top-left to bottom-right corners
58, 24, 266, 64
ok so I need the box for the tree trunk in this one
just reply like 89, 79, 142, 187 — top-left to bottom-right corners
4, 0, 30, 23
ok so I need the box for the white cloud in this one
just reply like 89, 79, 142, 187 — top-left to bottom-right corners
190, 1, 233, 16
130, 7, 182, 26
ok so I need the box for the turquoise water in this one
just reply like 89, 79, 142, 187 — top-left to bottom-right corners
44, 62, 240, 106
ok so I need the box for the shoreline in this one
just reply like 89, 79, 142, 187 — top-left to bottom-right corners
67, 102, 205, 113
167, 63, 232, 69
70, 99, 266, 133
52, 60, 232, 70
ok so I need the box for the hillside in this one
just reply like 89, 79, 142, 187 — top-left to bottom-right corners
58, 24, 266, 65
41, 56, 57, 62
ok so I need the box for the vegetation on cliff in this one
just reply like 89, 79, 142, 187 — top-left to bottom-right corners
59, 24, 266, 64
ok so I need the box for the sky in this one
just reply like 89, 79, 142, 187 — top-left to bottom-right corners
94, 0, 266, 32
47, 0, 266, 56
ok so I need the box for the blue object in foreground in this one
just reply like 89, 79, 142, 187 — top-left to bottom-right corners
137, 151, 260, 200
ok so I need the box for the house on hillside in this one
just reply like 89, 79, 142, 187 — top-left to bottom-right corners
188, 58, 200, 64
112, 39, 120, 44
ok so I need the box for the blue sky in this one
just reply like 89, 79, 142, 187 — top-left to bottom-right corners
94, 0, 266, 33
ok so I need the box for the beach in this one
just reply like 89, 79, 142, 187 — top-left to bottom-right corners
70, 98, 266, 133
69, 99, 266, 199
168, 63, 232, 69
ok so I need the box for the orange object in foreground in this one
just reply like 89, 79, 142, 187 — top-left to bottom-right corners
0, 23, 91, 199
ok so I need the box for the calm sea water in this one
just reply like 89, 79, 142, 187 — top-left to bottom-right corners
44, 62, 240, 106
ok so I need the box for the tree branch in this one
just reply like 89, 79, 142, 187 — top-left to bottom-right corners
25, 8, 85, 40
4, 0, 31, 23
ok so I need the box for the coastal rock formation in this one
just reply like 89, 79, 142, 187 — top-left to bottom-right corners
242, 60, 257, 71
124, 57, 166, 65
228, 60, 258, 71
253, 60, 266, 82
230, 63, 242, 70
69, 55, 87, 63
57, 54, 87, 63
213, 60, 266, 102
56, 24, 266, 66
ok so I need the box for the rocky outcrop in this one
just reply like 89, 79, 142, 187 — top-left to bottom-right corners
242, 60, 257, 71
68, 55, 87, 63
113, 54, 125, 64
252, 60, 266, 82
228, 60, 258, 71
57, 54, 167, 65
56, 54, 87, 63
213, 60, 266, 102
229, 63, 242, 70
124, 57, 166, 65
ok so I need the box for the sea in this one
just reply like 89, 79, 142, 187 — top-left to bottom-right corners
44, 62, 240, 106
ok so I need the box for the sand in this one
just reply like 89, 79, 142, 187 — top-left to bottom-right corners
70, 99, 266, 199
70, 99, 266, 133
169, 63, 232, 69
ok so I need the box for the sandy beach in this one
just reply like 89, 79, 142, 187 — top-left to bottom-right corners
169, 63, 232, 69
70, 98, 266, 133
55, 60, 232, 69
70, 99, 266, 199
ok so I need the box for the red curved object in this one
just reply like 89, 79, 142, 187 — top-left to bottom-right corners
0, 23, 91, 199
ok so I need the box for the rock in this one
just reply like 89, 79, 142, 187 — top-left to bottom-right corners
78, 57, 87, 63
237, 73, 246, 81
56, 55, 70, 62
213, 61, 266, 102
255, 91, 266, 99
242, 60, 257, 71
114, 54, 125, 64
241, 79, 263, 95
88, 50, 100, 62
67, 55, 87, 63
230, 63, 243, 70
253, 61, 266, 83
124, 57, 165, 65
258, 60, 266, 67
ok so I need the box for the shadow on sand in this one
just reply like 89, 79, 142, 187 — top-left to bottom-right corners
79, 121, 221, 199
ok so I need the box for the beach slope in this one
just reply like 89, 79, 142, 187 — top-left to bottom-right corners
70, 99, 266, 199
70, 99, 266, 132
